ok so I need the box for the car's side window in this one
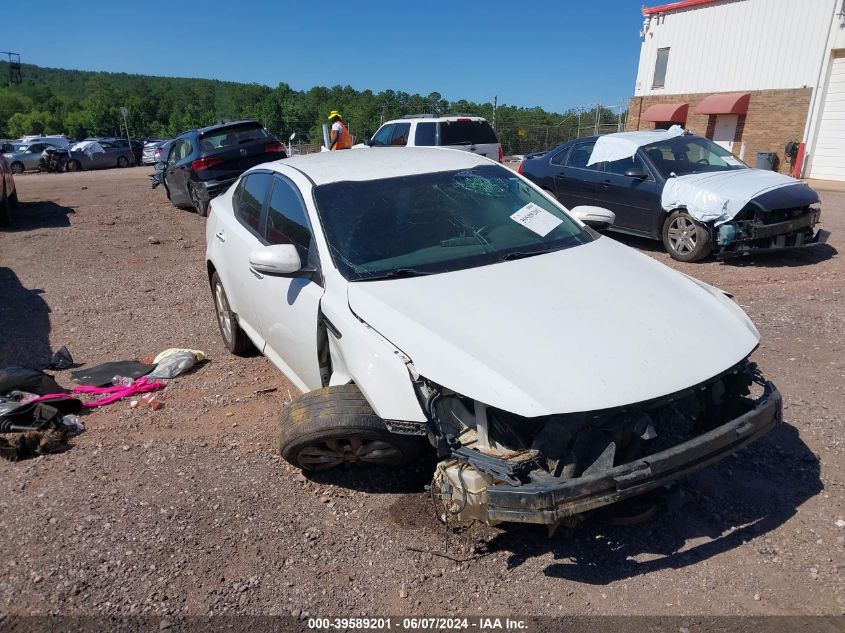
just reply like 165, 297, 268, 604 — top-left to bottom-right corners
565, 142, 598, 170
550, 147, 569, 166
167, 141, 183, 165
389, 123, 411, 146
415, 122, 436, 146
235, 172, 271, 234
371, 124, 394, 147
265, 176, 313, 264
604, 154, 650, 178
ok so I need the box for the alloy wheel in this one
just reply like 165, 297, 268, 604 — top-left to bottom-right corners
667, 215, 698, 255
296, 438, 404, 471
214, 282, 234, 344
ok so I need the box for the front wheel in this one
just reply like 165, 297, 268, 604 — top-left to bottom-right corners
662, 210, 712, 262
117, 156, 129, 168
10, 162, 23, 175
65, 159, 81, 172
279, 384, 425, 471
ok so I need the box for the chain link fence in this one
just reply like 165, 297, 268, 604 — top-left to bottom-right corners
496, 122, 626, 157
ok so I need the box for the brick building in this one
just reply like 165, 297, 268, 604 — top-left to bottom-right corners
627, 0, 845, 180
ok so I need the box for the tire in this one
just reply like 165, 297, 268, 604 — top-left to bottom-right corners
189, 184, 208, 217
117, 156, 129, 168
662, 210, 712, 262
211, 271, 252, 355
0, 186, 10, 227
279, 384, 425, 471
65, 159, 81, 172
10, 162, 23, 175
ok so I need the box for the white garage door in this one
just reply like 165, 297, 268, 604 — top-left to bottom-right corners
810, 50, 845, 180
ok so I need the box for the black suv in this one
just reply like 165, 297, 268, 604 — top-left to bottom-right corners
159, 120, 286, 216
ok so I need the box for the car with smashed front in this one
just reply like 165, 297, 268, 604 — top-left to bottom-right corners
519, 127, 827, 262
205, 148, 782, 530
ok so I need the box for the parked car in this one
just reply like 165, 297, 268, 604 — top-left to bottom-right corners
17, 135, 71, 148
361, 114, 503, 162
142, 139, 170, 165
106, 138, 144, 165
62, 139, 135, 172
0, 153, 19, 226
519, 129, 826, 261
205, 147, 781, 529
158, 120, 285, 216
2, 140, 67, 173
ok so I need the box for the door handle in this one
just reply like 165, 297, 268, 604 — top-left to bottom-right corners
215, 231, 226, 243
601, 179, 611, 188
249, 266, 264, 280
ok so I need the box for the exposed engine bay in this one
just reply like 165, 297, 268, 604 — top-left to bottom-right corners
413, 360, 781, 528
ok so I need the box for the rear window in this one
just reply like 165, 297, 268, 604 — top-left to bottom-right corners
439, 120, 498, 146
200, 125, 269, 152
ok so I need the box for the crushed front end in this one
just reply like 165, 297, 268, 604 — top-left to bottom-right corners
711, 185, 828, 256
418, 360, 781, 528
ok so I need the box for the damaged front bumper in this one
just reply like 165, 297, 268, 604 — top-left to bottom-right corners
714, 208, 828, 256
483, 381, 781, 525
426, 363, 782, 528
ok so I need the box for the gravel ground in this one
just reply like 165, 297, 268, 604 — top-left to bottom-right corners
0, 167, 843, 619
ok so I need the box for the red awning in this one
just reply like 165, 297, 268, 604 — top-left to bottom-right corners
694, 92, 750, 115
643, 0, 720, 16
641, 102, 689, 123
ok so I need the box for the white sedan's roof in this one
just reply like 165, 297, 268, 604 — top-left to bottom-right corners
270, 147, 491, 186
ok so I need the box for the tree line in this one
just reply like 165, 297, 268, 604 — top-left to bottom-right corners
0, 62, 623, 152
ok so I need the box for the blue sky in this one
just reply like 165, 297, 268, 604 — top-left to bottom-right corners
3, 1, 645, 113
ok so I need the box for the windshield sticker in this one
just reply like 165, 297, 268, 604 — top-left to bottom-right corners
723, 156, 743, 167
510, 202, 563, 237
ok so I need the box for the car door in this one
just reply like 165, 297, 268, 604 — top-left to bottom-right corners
251, 173, 326, 391
370, 124, 394, 147
165, 139, 192, 204
554, 140, 603, 209
96, 142, 117, 169
214, 171, 274, 344
24, 143, 47, 170
593, 152, 662, 234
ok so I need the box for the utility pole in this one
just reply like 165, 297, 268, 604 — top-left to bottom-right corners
120, 106, 131, 148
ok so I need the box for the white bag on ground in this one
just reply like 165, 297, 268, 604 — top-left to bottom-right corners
147, 352, 198, 379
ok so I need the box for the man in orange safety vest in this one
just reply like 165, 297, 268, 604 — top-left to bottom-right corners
328, 111, 352, 150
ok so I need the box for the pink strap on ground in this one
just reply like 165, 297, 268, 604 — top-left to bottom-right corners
71, 377, 165, 408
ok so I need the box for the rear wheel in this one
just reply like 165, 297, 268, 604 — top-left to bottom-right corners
189, 184, 208, 217
279, 384, 425, 472
211, 271, 252, 355
65, 159, 81, 172
10, 162, 23, 175
662, 210, 712, 262
117, 156, 129, 168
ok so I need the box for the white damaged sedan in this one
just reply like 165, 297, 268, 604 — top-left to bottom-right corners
205, 148, 781, 528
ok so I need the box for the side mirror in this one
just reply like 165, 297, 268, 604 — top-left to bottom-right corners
570, 205, 615, 231
624, 166, 649, 180
362, 138, 373, 147
249, 244, 307, 277
154, 162, 167, 171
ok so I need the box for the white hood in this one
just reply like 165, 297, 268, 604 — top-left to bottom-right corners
661, 168, 806, 225
347, 237, 759, 417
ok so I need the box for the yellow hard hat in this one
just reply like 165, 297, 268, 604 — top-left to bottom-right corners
328, 110, 342, 120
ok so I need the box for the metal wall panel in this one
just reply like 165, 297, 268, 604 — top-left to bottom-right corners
634, 0, 836, 96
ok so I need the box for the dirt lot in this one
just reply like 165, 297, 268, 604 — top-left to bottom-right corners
0, 167, 843, 619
